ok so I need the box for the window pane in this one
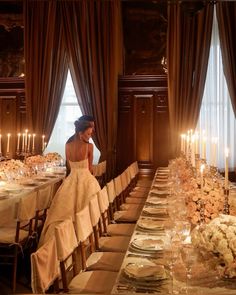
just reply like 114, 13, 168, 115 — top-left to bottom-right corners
45, 71, 100, 164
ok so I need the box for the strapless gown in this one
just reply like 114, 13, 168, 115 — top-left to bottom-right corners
38, 159, 101, 246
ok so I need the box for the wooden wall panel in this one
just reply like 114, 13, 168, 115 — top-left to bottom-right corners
134, 94, 153, 163
0, 77, 25, 158
117, 75, 169, 175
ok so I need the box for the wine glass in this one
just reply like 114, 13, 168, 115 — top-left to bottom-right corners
180, 245, 197, 294
175, 221, 191, 244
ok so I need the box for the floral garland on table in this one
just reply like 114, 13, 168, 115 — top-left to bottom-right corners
25, 155, 46, 166
186, 186, 225, 225
44, 152, 62, 163
0, 159, 27, 179
191, 214, 236, 278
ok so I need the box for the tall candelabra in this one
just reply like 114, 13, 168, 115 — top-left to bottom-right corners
223, 188, 230, 215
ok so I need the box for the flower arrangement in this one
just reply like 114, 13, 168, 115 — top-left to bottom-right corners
25, 155, 46, 166
186, 187, 225, 225
44, 152, 62, 163
191, 214, 236, 278
0, 159, 27, 180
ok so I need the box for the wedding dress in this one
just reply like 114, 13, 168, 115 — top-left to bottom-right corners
38, 158, 101, 246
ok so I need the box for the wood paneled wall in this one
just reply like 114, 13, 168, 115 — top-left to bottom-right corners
117, 75, 170, 175
0, 77, 25, 158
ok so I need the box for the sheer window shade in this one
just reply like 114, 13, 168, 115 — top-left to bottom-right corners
197, 9, 236, 170
45, 71, 100, 164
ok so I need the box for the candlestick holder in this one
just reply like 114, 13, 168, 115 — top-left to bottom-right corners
0, 152, 5, 161
198, 198, 205, 224
5, 152, 10, 159
223, 187, 230, 215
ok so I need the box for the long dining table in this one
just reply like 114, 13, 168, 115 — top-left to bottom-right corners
0, 167, 66, 227
111, 167, 236, 295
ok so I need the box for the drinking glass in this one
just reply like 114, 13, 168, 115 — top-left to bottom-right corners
180, 245, 197, 294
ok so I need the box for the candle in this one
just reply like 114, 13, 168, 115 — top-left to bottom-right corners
0, 134, 2, 154
27, 134, 31, 152
225, 148, 229, 189
32, 134, 36, 151
25, 129, 28, 149
6, 133, 11, 154
191, 135, 195, 167
181, 134, 185, 152
22, 133, 25, 152
200, 164, 205, 196
186, 135, 189, 159
17, 133, 21, 151
211, 137, 217, 167
202, 136, 206, 160
182, 134, 186, 155
42, 135, 45, 152
195, 131, 199, 154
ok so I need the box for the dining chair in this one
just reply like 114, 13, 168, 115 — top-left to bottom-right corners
55, 217, 118, 294
107, 178, 141, 223
74, 206, 124, 272
31, 236, 60, 294
89, 194, 131, 253
0, 191, 37, 293
97, 186, 135, 237
34, 184, 53, 236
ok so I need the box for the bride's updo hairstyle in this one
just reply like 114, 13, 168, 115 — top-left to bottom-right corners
74, 120, 91, 133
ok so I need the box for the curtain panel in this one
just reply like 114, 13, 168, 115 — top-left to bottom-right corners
167, 2, 213, 157
216, 2, 236, 117
24, 0, 68, 155
60, 0, 123, 179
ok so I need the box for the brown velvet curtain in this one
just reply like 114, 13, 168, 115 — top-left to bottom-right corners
60, 0, 123, 179
24, 0, 68, 154
216, 2, 236, 116
167, 2, 213, 157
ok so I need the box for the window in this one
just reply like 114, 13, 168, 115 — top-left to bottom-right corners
45, 71, 100, 164
197, 8, 236, 170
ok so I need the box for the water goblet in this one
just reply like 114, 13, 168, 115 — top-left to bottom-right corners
180, 245, 197, 294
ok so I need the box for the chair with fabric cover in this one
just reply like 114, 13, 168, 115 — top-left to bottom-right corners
31, 236, 60, 294
75, 206, 124, 272
0, 191, 37, 293
34, 184, 53, 236
107, 178, 141, 223
97, 186, 135, 237
55, 217, 118, 294
89, 195, 130, 253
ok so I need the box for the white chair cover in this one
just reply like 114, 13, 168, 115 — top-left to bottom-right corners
89, 195, 101, 227
54, 218, 78, 261
36, 185, 53, 211
97, 187, 109, 214
18, 191, 37, 221
114, 175, 123, 196
75, 206, 93, 242
106, 180, 116, 203
31, 236, 59, 294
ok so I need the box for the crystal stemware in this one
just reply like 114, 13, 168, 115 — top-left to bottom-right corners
180, 245, 197, 294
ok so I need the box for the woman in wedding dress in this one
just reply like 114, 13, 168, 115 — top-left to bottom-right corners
39, 120, 101, 246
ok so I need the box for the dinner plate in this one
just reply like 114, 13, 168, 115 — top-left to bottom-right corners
3, 184, 23, 194
0, 192, 10, 200
131, 238, 164, 252
124, 263, 166, 280
143, 207, 167, 216
35, 177, 49, 182
146, 197, 167, 205
137, 219, 164, 231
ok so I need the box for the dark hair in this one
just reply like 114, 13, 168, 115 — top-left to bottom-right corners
74, 120, 92, 133
78, 115, 94, 122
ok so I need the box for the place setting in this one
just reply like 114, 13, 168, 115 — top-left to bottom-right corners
136, 218, 165, 233
117, 257, 169, 294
